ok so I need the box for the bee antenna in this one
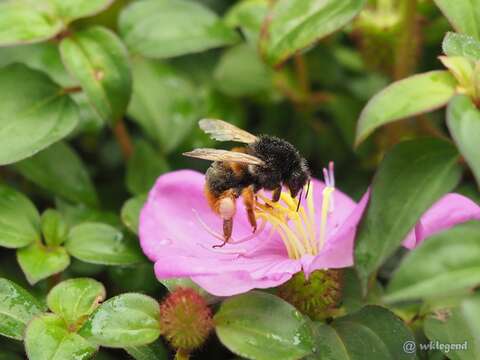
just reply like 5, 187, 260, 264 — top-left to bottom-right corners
305, 179, 311, 200
296, 188, 303, 212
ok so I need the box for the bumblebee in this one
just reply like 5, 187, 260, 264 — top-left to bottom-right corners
184, 119, 310, 247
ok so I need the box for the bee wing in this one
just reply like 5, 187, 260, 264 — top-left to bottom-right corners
199, 119, 258, 144
183, 148, 265, 165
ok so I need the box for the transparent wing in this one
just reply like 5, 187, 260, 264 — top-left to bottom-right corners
183, 148, 264, 165
199, 119, 258, 143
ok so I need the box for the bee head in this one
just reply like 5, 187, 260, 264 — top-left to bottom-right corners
286, 158, 310, 199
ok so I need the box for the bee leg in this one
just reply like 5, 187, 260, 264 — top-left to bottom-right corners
272, 186, 282, 202
212, 217, 234, 248
242, 187, 257, 233
212, 191, 237, 248
212, 218, 233, 248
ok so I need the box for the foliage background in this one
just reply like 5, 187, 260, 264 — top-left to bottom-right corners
0, 0, 479, 359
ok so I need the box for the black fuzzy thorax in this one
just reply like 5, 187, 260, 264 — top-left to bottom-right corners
250, 135, 302, 179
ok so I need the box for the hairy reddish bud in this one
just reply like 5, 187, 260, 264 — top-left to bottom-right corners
159, 287, 214, 351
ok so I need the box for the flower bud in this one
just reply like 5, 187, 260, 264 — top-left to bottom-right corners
277, 269, 343, 321
159, 287, 214, 351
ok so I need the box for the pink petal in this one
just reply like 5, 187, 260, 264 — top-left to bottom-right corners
139, 170, 286, 262
310, 178, 357, 241
414, 193, 480, 246
402, 221, 427, 249
140, 170, 298, 292
191, 271, 295, 297
153, 253, 300, 280
153, 253, 301, 296
305, 190, 370, 274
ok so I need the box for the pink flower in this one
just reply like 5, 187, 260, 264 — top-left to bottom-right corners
139, 166, 480, 296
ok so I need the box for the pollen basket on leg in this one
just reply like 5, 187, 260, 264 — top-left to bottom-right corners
218, 196, 236, 220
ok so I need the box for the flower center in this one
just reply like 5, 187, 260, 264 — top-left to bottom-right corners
255, 162, 336, 259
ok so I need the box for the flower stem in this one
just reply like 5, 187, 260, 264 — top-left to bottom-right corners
383, 0, 419, 146
113, 119, 134, 160
394, 0, 418, 80
277, 54, 332, 109
62, 86, 82, 94
294, 53, 311, 96
48, 273, 62, 290
52, 28, 73, 42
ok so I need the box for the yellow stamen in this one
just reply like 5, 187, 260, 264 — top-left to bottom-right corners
254, 180, 335, 260
318, 187, 334, 250
257, 212, 306, 259
302, 183, 316, 253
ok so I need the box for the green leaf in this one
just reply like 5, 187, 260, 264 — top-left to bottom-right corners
17, 242, 70, 285
0, 351, 22, 360
72, 92, 105, 134
15, 142, 98, 207
25, 313, 98, 360
225, 0, 269, 44
0, 63, 79, 165
41, 209, 69, 246
0, 278, 44, 340
60, 26, 132, 123
126, 140, 169, 195
385, 222, 480, 303
47, 0, 114, 23
214, 44, 273, 97
69, 259, 105, 278
127, 59, 199, 153
307, 306, 416, 360
340, 268, 383, 314
0, 2, 63, 46
260, 0, 366, 66
434, 0, 480, 40
215, 291, 315, 360
0, 185, 40, 248
439, 56, 474, 95
107, 263, 159, 294
124, 340, 168, 360
0, 0, 114, 47
79, 293, 161, 348
447, 95, 480, 188
0, 42, 75, 87
119, 0, 239, 59
305, 323, 352, 360
47, 278, 106, 328
65, 222, 144, 265
461, 294, 480, 350
354, 138, 462, 289
443, 32, 480, 61
56, 198, 121, 229
424, 305, 479, 360
121, 195, 147, 235
355, 71, 457, 145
